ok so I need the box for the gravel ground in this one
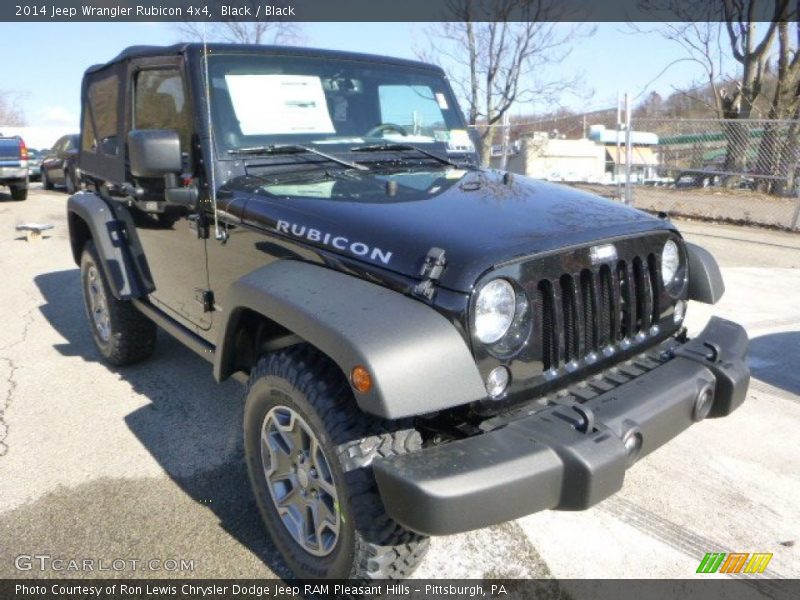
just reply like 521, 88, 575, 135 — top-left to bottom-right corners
571, 182, 800, 230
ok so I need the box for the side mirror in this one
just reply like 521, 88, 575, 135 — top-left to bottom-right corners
128, 129, 182, 178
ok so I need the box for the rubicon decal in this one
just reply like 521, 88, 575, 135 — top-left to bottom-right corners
696, 552, 773, 574
275, 220, 393, 264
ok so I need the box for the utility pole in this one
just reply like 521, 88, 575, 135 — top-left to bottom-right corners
624, 92, 633, 206
500, 111, 511, 171
615, 93, 622, 201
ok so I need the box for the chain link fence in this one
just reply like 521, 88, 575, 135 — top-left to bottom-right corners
489, 117, 800, 231
626, 117, 800, 230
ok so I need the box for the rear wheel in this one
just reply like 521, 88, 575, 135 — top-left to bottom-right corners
10, 185, 27, 201
243, 346, 429, 580
80, 240, 156, 365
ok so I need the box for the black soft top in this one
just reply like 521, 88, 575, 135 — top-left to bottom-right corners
86, 43, 444, 75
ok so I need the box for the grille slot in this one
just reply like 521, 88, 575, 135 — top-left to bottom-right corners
647, 253, 660, 325
560, 274, 578, 363
580, 270, 596, 354
597, 265, 613, 347
537, 251, 661, 371
538, 280, 558, 370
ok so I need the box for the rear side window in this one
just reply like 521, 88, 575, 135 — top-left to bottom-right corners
0, 138, 21, 160
134, 68, 192, 154
83, 74, 120, 155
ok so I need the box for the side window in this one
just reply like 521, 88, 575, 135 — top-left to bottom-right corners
83, 74, 119, 155
134, 69, 192, 156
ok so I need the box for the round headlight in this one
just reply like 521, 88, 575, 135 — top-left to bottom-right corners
474, 279, 516, 344
661, 240, 680, 286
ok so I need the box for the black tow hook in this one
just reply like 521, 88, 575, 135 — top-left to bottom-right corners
702, 341, 721, 363
551, 396, 595, 434
676, 340, 722, 364
572, 405, 595, 434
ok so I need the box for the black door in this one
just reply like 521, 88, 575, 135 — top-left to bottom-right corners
126, 64, 213, 332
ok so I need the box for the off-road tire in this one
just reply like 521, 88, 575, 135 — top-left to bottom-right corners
79, 240, 156, 366
10, 185, 27, 201
243, 345, 430, 580
42, 169, 53, 190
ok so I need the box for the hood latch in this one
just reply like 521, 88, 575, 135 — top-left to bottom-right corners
413, 247, 447, 301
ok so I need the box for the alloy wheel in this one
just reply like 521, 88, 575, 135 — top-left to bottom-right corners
260, 405, 340, 556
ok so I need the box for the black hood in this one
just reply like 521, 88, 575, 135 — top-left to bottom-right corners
234, 168, 675, 292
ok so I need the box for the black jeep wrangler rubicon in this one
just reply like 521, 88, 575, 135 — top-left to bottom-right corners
67, 44, 749, 580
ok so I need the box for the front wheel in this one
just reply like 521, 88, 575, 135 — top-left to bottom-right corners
42, 169, 53, 190
80, 240, 157, 365
243, 346, 429, 580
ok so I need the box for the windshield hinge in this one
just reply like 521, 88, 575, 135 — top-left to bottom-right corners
413, 247, 447, 301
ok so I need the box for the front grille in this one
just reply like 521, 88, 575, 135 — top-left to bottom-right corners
536, 253, 662, 371
470, 231, 683, 412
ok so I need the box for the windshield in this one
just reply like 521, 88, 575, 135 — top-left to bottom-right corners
207, 53, 473, 155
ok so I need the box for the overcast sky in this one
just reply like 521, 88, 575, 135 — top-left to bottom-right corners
0, 21, 729, 135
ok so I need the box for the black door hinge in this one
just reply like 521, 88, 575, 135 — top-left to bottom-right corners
195, 289, 215, 313
413, 247, 447, 301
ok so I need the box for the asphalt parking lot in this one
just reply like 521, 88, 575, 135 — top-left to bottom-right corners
0, 186, 798, 586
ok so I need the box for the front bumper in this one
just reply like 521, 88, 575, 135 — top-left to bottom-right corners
373, 317, 749, 536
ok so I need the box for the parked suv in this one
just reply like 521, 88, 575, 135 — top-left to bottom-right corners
0, 134, 29, 200
67, 44, 749, 580
42, 133, 80, 193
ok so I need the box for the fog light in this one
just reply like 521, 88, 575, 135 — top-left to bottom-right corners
623, 431, 643, 463
485, 366, 510, 398
693, 385, 714, 422
674, 300, 687, 323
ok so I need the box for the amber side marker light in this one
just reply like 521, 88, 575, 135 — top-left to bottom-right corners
351, 365, 373, 394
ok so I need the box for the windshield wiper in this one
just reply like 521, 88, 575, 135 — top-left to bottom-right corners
350, 143, 459, 167
228, 144, 367, 171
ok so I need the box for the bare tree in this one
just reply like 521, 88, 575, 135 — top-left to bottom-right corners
0, 91, 26, 126
176, 21, 304, 45
629, 18, 726, 115
719, 0, 785, 181
176, 2, 304, 45
635, 0, 786, 186
418, 0, 593, 166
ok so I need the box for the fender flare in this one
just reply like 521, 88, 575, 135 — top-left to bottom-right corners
215, 261, 487, 419
66, 192, 154, 300
685, 242, 725, 304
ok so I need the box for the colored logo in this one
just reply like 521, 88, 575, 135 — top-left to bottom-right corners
696, 552, 773, 574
